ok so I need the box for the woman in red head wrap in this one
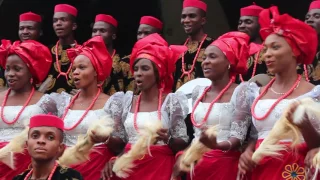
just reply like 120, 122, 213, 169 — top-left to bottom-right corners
109, 33, 188, 180
171, 31, 252, 180
238, 6, 320, 180
49, 36, 126, 180
0, 40, 57, 179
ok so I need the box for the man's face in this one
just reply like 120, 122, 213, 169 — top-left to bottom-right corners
181, 7, 206, 36
18, 21, 41, 41
53, 12, 76, 38
305, 9, 320, 34
137, 24, 158, 40
238, 16, 260, 41
92, 21, 115, 45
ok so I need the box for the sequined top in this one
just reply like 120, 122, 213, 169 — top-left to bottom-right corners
192, 84, 251, 144
122, 91, 189, 144
51, 92, 126, 146
0, 94, 57, 142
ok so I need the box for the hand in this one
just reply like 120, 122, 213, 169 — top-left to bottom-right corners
199, 131, 217, 149
286, 101, 310, 128
70, 89, 79, 96
305, 147, 320, 168
101, 157, 116, 180
238, 148, 256, 175
171, 156, 184, 179
156, 128, 169, 143
90, 130, 109, 144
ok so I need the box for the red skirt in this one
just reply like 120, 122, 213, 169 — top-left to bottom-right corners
70, 144, 115, 180
250, 139, 308, 180
0, 142, 31, 180
186, 150, 240, 180
119, 144, 175, 180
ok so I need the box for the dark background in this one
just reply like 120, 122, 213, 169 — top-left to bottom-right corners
0, 0, 313, 55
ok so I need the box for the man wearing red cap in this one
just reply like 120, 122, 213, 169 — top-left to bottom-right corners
44, 4, 78, 94
13, 114, 83, 180
173, 0, 213, 91
237, 3, 269, 82
121, 16, 163, 92
303, 0, 320, 85
92, 14, 125, 95
18, 12, 42, 42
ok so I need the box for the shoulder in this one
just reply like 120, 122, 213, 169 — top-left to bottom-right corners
58, 166, 83, 179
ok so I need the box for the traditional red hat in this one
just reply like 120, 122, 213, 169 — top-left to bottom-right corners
95, 14, 118, 28
67, 36, 112, 82
0, 40, 52, 84
130, 34, 187, 93
210, 31, 250, 76
54, 4, 78, 17
20, 12, 42, 22
140, 16, 163, 30
309, 0, 320, 10
183, 0, 207, 12
259, 6, 318, 65
29, 114, 64, 130
240, 3, 264, 17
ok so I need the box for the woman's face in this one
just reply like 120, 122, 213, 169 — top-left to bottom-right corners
5, 54, 32, 90
133, 58, 158, 91
72, 55, 97, 89
201, 45, 230, 80
263, 34, 296, 74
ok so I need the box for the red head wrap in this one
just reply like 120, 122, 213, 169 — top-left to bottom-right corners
140, 16, 163, 30
130, 34, 187, 93
20, 12, 42, 22
67, 36, 112, 82
210, 31, 250, 76
29, 114, 64, 131
54, 4, 78, 17
240, 3, 264, 17
309, 0, 320, 10
0, 40, 52, 84
95, 14, 118, 28
183, 0, 207, 12
259, 6, 318, 65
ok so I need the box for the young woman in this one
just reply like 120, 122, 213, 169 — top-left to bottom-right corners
173, 31, 252, 180
238, 6, 320, 179
119, 33, 188, 180
51, 36, 126, 180
0, 40, 56, 179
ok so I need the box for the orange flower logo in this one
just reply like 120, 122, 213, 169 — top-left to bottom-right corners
281, 163, 305, 180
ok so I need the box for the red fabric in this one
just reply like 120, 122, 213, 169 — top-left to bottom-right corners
95, 14, 118, 28
0, 142, 31, 180
259, 6, 318, 65
210, 31, 250, 76
71, 144, 115, 180
118, 144, 175, 180
240, 3, 264, 17
249, 42, 263, 55
29, 114, 64, 130
130, 33, 187, 93
140, 16, 163, 30
67, 36, 112, 82
0, 39, 52, 84
250, 139, 308, 180
183, 0, 207, 12
54, 4, 77, 17
310, 0, 320, 10
19, 12, 41, 22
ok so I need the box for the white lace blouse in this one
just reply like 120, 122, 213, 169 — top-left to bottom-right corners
191, 84, 251, 144
122, 91, 189, 144
0, 94, 57, 142
51, 92, 126, 146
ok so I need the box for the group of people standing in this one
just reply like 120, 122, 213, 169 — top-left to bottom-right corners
1, 0, 320, 179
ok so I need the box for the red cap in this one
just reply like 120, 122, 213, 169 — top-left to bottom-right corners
29, 114, 64, 131
240, 3, 264, 17
20, 12, 42, 22
309, 0, 320, 10
140, 16, 163, 30
183, 0, 207, 12
95, 14, 118, 28
54, 4, 78, 17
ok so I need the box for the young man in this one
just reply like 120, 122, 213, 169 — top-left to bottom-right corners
237, 3, 268, 82
121, 16, 163, 92
92, 14, 124, 95
44, 4, 78, 94
173, 0, 213, 91
18, 12, 42, 42
303, 0, 320, 85
13, 114, 83, 180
